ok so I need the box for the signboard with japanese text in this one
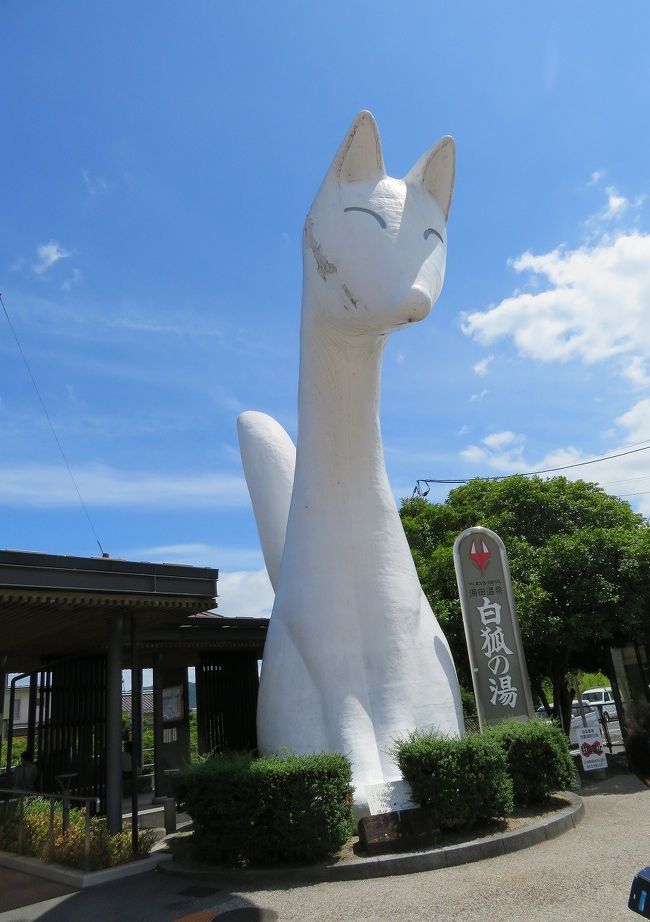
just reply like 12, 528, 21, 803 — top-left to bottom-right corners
162, 684, 184, 722
366, 780, 416, 816
453, 526, 534, 730
577, 727, 608, 771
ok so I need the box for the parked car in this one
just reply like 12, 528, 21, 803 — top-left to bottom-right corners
569, 700, 602, 746
534, 701, 602, 747
581, 686, 618, 721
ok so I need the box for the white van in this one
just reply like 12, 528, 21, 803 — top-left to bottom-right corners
581, 687, 617, 721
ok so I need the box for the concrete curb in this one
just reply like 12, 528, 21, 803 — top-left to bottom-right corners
159, 791, 584, 885
0, 848, 172, 888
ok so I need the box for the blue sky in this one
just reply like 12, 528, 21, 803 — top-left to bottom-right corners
3, 2, 650, 619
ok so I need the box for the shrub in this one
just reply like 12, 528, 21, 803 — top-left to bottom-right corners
50, 816, 153, 870
0, 797, 154, 869
459, 686, 477, 717
0, 737, 27, 773
174, 751, 354, 866
393, 732, 513, 829
485, 718, 576, 805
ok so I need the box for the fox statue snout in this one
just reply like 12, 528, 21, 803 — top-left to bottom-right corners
393, 286, 434, 325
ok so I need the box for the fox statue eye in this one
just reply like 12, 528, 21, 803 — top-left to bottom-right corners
343, 206, 387, 229
424, 228, 444, 244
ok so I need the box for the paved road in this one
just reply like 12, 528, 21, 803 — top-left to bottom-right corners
0, 867, 73, 917
1, 767, 648, 922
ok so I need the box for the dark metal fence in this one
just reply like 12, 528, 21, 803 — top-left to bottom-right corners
0, 787, 99, 871
37, 655, 108, 808
5, 655, 108, 811
196, 653, 259, 754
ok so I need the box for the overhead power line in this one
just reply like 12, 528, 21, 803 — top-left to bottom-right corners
0, 291, 106, 556
413, 441, 650, 498
599, 473, 650, 488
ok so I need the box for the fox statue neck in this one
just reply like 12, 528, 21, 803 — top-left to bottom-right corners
293, 275, 393, 517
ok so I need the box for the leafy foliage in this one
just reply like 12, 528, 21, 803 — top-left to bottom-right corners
400, 476, 650, 731
459, 685, 477, 717
0, 797, 154, 869
174, 751, 354, 866
576, 671, 610, 692
393, 732, 513, 829
485, 719, 576, 805
0, 736, 27, 773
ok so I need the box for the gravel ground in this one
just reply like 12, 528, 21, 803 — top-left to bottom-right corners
2, 762, 648, 922
225, 770, 650, 922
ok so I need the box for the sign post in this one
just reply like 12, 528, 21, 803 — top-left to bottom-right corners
453, 526, 534, 730
577, 728, 608, 771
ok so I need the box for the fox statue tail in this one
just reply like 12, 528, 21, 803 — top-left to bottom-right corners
237, 411, 296, 591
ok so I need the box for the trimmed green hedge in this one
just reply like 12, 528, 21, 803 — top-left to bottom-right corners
174, 751, 354, 866
485, 718, 576, 805
393, 732, 514, 829
394, 720, 576, 828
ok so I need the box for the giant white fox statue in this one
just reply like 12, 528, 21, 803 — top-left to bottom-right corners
238, 111, 464, 815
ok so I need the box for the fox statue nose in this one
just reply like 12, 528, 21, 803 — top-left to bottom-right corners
393, 287, 432, 325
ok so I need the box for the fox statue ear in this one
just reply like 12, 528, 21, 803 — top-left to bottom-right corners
406, 136, 455, 220
325, 110, 385, 184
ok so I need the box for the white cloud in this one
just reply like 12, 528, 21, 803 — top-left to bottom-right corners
482, 431, 517, 450
463, 185, 650, 372
622, 356, 650, 389
459, 187, 650, 518
614, 398, 650, 443
583, 187, 646, 237
0, 464, 248, 508
457, 424, 470, 437
217, 568, 274, 618
463, 231, 650, 366
592, 402, 650, 515
124, 542, 263, 570
108, 315, 223, 339
82, 169, 113, 197
588, 170, 604, 186
460, 444, 489, 464
460, 430, 528, 472
457, 400, 650, 516
473, 355, 494, 377
62, 268, 82, 291
460, 440, 580, 477
603, 186, 630, 219
469, 389, 489, 402
33, 241, 71, 275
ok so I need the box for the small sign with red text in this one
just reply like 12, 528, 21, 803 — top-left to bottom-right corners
577, 727, 608, 771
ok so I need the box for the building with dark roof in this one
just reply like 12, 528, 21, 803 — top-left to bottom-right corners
0, 549, 267, 834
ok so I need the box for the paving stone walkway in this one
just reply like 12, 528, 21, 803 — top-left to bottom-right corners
0, 765, 648, 921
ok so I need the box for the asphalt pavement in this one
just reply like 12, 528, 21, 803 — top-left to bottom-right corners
0, 760, 648, 922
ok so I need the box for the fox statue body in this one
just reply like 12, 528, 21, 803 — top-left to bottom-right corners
238, 112, 463, 814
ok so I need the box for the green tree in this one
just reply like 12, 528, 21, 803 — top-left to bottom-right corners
400, 476, 650, 734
